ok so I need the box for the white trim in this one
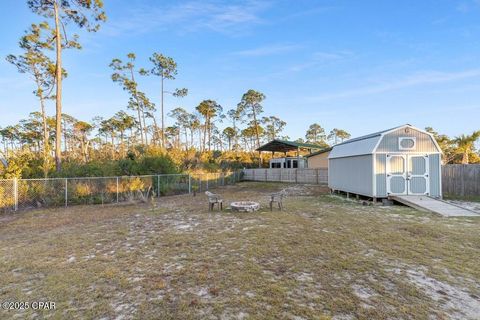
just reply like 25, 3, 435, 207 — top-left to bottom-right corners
386, 154, 407, 195
438, 155, 443, 198
372, 134, 384, 153
407, 155, 430, 195
374, 152, 441, 155
398, 137, 417, 150
372, 153, 376, 197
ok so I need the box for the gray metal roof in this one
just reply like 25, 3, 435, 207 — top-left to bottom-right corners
257, 139, 322, 152
333, 124, 409, 147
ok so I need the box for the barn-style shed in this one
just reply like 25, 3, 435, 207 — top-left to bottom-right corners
328, 124, 442, 199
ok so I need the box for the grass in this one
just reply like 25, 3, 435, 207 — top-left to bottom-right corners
444, 194, 480, 203
0, 182, 479, 319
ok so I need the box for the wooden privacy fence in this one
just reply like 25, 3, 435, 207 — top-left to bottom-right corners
442, 164, 480, 197
244, 166, 479, 198
243, 168, 328, 185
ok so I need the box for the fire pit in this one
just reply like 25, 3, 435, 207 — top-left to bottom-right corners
230, 201, 260, 212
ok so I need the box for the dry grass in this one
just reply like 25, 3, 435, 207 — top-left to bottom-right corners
0, 182, 479, 320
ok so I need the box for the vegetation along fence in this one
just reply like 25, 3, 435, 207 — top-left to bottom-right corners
0, 172, 242, 212
442, 164, 480, 198
242, 168, 328, 185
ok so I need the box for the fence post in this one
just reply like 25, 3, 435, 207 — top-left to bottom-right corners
206, 173, 209, 190
157, 175, 161, 198
316, 169, 319, 185
65, 178, 68, 207
13, 178, 18, 211
188, 175, 192, 194
295, 169, 298, 183
116, 177, 119, 203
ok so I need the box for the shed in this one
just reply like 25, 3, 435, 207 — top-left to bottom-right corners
328, 124, 442, 199
305, 148, 332, 169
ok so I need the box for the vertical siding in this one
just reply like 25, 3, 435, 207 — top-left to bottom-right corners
429, 154, 441, 197
442, 164, 480, 197
376, 127, 439, 153
375, 154, 387, 197
329, 155, 373, 196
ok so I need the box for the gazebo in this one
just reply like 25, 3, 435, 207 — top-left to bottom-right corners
256, 140, 322, 168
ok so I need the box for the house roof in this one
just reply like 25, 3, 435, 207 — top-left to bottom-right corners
304, 147, 332, 158
256, 139, 322, 153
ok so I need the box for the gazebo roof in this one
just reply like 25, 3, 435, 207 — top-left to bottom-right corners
256, 139, 322, 153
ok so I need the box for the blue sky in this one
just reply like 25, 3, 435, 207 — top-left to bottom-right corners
1, 0, 480, 141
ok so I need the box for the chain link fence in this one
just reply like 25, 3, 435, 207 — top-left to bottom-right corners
0, 171, 242, 213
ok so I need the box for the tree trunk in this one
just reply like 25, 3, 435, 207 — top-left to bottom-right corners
161, 74, 165, 148
151, 116, 159, 145
252, 109, 260, 148
203, 121, 208, 152
63, 118, 67, 153
111, 134, 115, 158
207, 117, 211, 151
462, 152, 469, 164
141, 111, 148, 145
184, 129, 188, 150
190, 129, 194, 149
39, 89, 50, 177
130, 67, 144, 144
54, 0, 63, 172
199, 129, 202, 151
120, 131, 125, 157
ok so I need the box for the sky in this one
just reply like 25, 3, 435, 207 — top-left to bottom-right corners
1, 0, 480, 142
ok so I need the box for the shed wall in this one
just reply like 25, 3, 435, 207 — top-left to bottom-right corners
376, 127, 439, 153
375, 154, 387, 197
329, 155, 373, 196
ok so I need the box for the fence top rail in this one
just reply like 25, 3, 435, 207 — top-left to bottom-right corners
0, 173, 191, 182
0, 172, 241, 183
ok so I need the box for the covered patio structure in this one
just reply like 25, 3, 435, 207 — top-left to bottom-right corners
256, 139, 322, 168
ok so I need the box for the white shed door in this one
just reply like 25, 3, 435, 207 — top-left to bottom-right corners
386, 154, 430, 196
407, 155, 430, 195
386, 155, 407, 195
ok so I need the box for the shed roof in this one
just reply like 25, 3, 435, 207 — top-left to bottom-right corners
333, 124, 408, 147
256, 139, 322, 152
328, 124, 439, 159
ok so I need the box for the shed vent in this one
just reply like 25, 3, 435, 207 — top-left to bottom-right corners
398, 137, 416, 150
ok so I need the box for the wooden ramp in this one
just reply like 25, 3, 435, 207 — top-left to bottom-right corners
391, 195, 480, 217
